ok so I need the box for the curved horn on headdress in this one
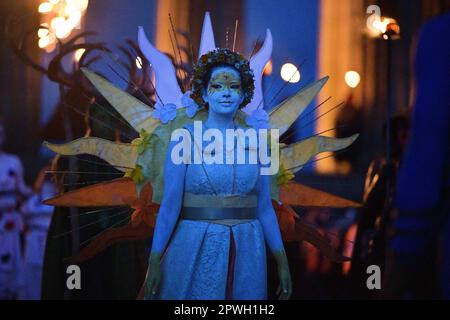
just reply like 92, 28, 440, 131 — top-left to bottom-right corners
243, 29, 273, 115
138, 26, 183, 106
43, 137, 138, 172
198, 12, 216, 59
269, 76, 329, 135
280, 134, 359, 173
81, 68, 159, 133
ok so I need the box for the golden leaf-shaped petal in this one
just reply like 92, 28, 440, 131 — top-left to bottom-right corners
269, 77, 329, 135
44, 137, 137, 172
280, 134, 359, 173
81, 67, 159, 133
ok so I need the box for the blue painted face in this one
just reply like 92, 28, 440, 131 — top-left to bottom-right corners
202, 66, 244, 116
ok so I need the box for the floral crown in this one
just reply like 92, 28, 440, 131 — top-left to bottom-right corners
190, 48, 255, 108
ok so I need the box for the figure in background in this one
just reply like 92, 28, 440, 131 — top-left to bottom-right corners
0, 117, 31, 299
18, 166, 56, 300
347, 113, 410, 299
385, 13, 450, 299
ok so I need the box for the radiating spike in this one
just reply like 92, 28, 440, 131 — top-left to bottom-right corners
81, 68, 159, 133
243, 29, 273, 114
232, 19, 239, 52
44, 138, 138, 172
269, 76, 329, 135
280, 134, 359, 173
43, 177, 136, 207
198, 12, 216, 59
138, 26, 184, 106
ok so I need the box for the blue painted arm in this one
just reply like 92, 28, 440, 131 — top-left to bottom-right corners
256, 169, 292, 298
256, 172, 284, 253
150, 139, 187, 255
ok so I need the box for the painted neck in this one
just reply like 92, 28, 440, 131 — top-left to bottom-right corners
205, 109, 236, 130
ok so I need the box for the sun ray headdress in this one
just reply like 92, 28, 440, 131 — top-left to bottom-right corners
44, 12, 360, 263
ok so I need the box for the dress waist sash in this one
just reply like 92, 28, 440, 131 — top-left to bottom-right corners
180, 206, 257, 220
180, 192, 257, 220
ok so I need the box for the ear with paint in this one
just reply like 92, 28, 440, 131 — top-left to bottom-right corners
201, 87, 208, 105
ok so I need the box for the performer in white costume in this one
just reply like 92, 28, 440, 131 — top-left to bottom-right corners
0, 118, 31, 299
19, 167, 56, 300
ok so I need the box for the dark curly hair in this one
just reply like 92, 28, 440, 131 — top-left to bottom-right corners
190, 48, 255, 108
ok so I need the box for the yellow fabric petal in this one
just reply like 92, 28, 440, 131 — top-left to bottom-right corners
81, 67, 159, 133
280, 134, 359, 173
43, 137, 137, 172
269, 76, 329, 135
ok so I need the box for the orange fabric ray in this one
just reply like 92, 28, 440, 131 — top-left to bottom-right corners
43, 177, 136, 207
279, 182, 361, 208
290, 220, 351, 262
48, 177, 355, 264
65, 222, 153, 264
62, 182, 159, 264
272, 200, 350, 262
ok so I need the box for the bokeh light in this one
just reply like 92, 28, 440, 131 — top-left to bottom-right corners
136, 56, 143, 69
74, 48, 85, 61
37, 0, 89, 51
344, 70, 361, 88
280, 63, 301, 83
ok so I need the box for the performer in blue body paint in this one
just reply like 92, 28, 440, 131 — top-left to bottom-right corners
144, 49, 292, 300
